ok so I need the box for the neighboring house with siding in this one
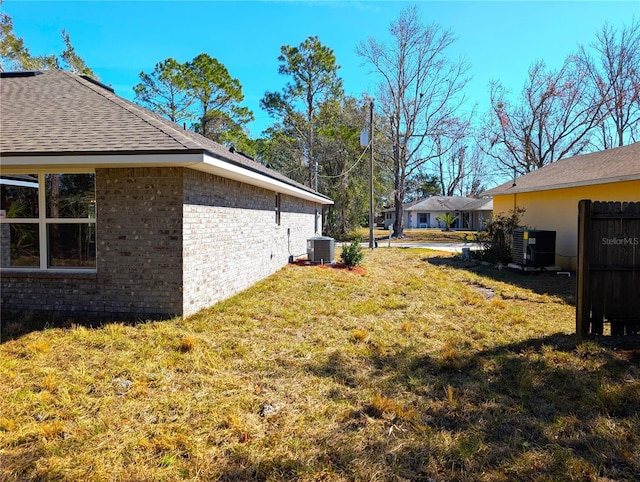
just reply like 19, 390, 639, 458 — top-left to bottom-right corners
0, 70, 332, 319
482, 142, 640, 270
382, 196, 493, 231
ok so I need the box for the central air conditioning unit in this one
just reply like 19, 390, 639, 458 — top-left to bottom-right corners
512, 229, 556, 267
307, 236, 334, 264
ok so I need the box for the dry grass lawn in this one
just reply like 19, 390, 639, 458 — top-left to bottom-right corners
1, 248, 638, 481
351, 227, 473, 244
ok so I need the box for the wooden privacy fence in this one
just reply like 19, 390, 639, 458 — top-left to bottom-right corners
577, 200, 640, 336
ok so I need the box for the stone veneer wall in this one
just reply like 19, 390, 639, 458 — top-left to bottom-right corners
1, 167, 184, 320
96, 167, 184, 318
0, 222, 10, 268
182, 169, 319, 316
1, 166, 323, 320
0, 271, 101, 316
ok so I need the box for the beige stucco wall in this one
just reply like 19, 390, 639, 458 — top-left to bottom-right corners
493, 180, 640, 270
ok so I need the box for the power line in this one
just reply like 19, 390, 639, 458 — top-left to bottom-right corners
317, 142, 371, 179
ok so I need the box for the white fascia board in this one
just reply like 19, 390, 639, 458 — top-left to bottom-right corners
0, 153, 202, 173
197, 153, 333, 205
0, 152, 333, 205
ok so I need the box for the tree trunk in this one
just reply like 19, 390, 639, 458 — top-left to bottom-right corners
393, 161, 405, 237
307, 89, 315, 189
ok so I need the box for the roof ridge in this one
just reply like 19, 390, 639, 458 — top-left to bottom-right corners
62, 70, 197, 151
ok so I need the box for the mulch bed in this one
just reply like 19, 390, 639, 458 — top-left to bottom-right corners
289, 259, 366, 275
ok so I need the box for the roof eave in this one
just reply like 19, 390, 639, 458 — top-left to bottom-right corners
199, 153, 333, 205
0, 151, 333, 205
0, 151, 203, 172
483, 174, 640, 196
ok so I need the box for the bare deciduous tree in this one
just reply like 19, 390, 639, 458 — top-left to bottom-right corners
484, 58, 603, 175
462, 145, 489, 198
434, 141, 487, 197
577, 19, 640, 148
357, 5, 470, 237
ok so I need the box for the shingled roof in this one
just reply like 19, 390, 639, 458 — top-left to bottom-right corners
483, 142, 640, 196
405, 196, 493, 212
0, 69, 332, 204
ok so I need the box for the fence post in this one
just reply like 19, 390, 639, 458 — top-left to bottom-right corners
576, 200, 591, 335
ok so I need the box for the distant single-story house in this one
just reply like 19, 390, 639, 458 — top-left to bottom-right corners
382, 196, 493, 230
482, 142, 640, 270
0, 70, 333, 319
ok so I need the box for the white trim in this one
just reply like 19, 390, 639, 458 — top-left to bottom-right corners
0, 153, 334, 205
38, 174, 46, 269
0, 153, 202, 170
0, 172, 97, 270
0, 268, 97, 274
0, 218, 39, 223
3, 218, 96, 224
197, 153, 333, 205
45, 218, 95, 223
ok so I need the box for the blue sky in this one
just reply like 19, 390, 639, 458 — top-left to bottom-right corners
4, 0, 639, 137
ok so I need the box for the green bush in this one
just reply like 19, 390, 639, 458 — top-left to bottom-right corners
436, 212, 459, 231
474, 208, 525, 264
340, 238, 364, 268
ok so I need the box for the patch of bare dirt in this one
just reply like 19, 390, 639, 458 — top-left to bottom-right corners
466, 282, 497, 300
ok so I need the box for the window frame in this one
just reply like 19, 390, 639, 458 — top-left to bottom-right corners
1, 170, 97, 273
418, 212, 430, 227
275, 193, 281, 226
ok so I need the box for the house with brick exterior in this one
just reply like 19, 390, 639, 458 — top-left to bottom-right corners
0, 69, 332, 319
482, 142, 640, 270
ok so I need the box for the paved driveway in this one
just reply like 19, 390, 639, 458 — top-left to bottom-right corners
379, 241, 482, 253
339, 239, 483, 253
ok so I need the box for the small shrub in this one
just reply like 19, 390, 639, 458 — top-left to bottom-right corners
436, 212, 459, 231
340, 238, 364, 268
474, 207, 525, 264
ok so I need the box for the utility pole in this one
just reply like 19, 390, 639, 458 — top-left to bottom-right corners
369, 100, 375, 249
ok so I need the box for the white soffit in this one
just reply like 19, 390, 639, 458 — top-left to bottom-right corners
0, 152, 333, 205
198, 153, 333, 205
0, 153, 202, 172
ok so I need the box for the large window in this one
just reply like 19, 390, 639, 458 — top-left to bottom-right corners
1, 173, 96, 269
